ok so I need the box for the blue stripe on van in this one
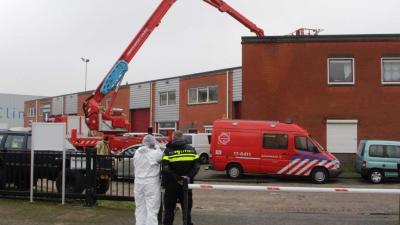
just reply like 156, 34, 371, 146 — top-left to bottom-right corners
301, 152, 314, 161
292, 152, 305, 160
310, 153, 321, 161
319, 155, 328, 162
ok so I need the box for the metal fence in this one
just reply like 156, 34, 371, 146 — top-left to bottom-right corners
0, 150, 135, 205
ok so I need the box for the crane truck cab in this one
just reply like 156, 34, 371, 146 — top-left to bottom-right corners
209, 120, 341, 183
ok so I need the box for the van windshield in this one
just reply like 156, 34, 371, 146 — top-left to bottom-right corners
310, 137, 326, 152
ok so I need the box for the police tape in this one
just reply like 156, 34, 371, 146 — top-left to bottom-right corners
189, 184, 400, 195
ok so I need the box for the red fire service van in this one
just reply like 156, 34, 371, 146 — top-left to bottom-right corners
209, 120, 341, 183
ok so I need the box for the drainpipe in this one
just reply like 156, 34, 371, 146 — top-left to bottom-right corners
35, 100, 38, 122
226, 71, 229, 119
150, 82, 153, 130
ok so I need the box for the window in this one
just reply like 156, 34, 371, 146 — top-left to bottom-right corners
295, 136, 317, 152
328, 58, 354, 85
40, 104, 51, 116
204, 125, 213, 134
5, 135, 25, 149
183, 135, 193, 144
28, 107, 36, 117
386, 145, 400, 158
369, 145, 385, 157
0, 135, 4, 144
382, 58, 400, 84
188, 86, 218, 104
263, 134, 288, 149
159, 91, 176, 106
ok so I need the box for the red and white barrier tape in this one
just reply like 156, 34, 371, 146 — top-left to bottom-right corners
189, 184, 400, 195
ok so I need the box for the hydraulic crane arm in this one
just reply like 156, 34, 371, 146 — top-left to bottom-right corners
83, 0, 264, 132
203, 0, 264, 37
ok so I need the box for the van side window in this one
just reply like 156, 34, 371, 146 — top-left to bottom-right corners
263, 134, 288, 149
386, 145, 400, 158
357, 141, 366, 156
0, 134, 4, 145
5, 135, 25, 150
369, 145, 385, 157
295, 136, 317, 152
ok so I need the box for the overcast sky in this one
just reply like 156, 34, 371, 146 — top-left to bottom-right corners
1, 0, 399, 96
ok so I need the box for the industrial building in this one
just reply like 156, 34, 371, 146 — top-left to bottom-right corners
0, 93, 43, 129
24, 67, 241, 136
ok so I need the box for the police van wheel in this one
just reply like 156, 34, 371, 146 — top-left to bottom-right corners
227, 164, 242, 179
96, 179, 110, 194
369, 169, 384, 184
311, 168, 328, 184
56, 171, 85, 194
199, 154, 209, 164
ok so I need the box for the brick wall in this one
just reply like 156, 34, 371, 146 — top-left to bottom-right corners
242, 36, 400, 147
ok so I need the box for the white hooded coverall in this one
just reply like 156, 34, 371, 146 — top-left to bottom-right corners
134, 135, 163, 225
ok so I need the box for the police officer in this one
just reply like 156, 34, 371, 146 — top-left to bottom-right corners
162, 130, 199, 225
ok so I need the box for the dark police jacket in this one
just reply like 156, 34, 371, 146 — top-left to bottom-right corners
161, 139, 200, 186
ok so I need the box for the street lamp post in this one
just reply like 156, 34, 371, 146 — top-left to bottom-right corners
81, 58, 90, 91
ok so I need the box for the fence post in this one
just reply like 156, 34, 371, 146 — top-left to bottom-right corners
182, 178, 189, 225
85, 149, 95, 206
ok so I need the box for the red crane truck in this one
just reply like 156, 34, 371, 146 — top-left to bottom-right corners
57, 0, 264, 153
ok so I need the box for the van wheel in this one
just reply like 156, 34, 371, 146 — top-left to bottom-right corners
227, 164, 242, 179
56, 171, 85, 194
96, 179, 110, 194
369, 169, 384, 184
199, 154, 209, 164
311, 168, 328, 184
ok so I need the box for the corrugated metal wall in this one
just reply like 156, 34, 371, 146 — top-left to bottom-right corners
51, 96, 64, 115
130, 83, 151, 109
232, 69, 242, 102
64, 94, 78, 115
155, 78, 179, 122
0, 94, 42, 127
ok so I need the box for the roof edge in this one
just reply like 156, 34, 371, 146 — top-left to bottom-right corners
242, 34, 400, 43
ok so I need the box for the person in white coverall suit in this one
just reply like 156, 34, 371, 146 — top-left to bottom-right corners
134, 135, 163, 225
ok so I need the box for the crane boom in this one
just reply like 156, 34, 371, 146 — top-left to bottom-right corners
83, 0, 264, 132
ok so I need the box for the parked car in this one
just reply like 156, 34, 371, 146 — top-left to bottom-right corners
113, 143, 166, 179
210, 120, 341, 183
356, 140, 400, 184
183, 133, 211, 164
0, 130, 113, 194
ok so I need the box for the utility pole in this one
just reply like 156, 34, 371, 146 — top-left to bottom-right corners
81, 58, 90, 91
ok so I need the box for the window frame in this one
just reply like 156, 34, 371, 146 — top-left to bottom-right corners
381, 57, 400, 85
28, 107, 36, 117
294, 136, 318, 152
262, 133, 288, 150
159, 91, 176, 106
187, 86, 218, 105
327, 58, 355, 85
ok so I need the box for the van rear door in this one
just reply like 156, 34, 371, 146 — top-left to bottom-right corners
216, 129, 261, 174
384, 145, 400, 178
